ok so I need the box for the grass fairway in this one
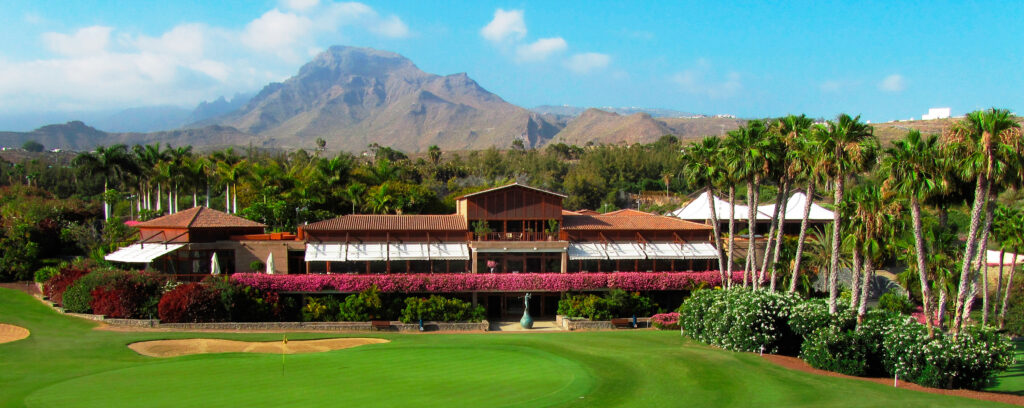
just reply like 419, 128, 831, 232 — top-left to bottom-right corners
0, 287, 1018, 408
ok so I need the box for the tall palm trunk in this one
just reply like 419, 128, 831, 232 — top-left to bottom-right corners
937, 283, 949, 330
857, 256, 873, 323
705, 187, 727, 282
156, 184, 162, 212
764, 180, 789, 291
727, 185, 737, 289
850, 246, 863, 309
225, 183, 231, 213
999, 259, 1018, 329
828, 177, 844, 314
790, 181, 816, 293
205, 182, 210, 208
995, 249, 1005, 322
909, 195, 935, 337
232, 184, 238, 214
103, 178, 110, 221
977, 198, 995, 326
193, 189, 198, 208
745, 178, 759, 288
953, 175, 989, 332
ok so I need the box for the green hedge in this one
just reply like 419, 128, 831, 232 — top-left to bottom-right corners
399, 295, 484, 323
556, 289, 656, 320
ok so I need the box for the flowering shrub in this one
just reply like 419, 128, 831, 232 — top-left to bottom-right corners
399, 295, 485, 323
42, 264, 91, 306
89, 271, 165, 318
650, 312, 680, 330
678, 288, 801, 354
62, 268, 123, 313
338, 285, 386, 321
800, 310, 895, 377
882, 323, 1015, 390
206, 276, 286, 322
788, 299, 853, 339
231, 271, 741, 293
157, 283, 227, 323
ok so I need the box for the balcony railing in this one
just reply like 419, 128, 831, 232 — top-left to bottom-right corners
475, 231, 554, 241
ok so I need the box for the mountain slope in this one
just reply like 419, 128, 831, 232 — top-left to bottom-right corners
216, 46, 561, 152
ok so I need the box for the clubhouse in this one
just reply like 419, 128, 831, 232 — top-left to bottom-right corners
106, 183, 719, 317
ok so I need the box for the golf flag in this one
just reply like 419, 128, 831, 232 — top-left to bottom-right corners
283, 334, 288, 345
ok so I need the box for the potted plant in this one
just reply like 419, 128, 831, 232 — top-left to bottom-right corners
486, 260, 498, 273
545, 219, 559, 241
472, 220, 492, 241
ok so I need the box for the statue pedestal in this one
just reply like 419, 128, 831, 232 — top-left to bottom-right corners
520, 311, 534, 329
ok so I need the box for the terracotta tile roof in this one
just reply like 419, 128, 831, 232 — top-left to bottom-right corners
575, 209, 600, 215
136, 207, 266, 229
601, 209, 652, 216
561, 209, 579, 215
562, 214, 711, 231
303, 214, 468, 232
455, 182, 566, 199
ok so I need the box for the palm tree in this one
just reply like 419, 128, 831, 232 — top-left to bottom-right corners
849, 183, 899, 322
999, 211, 1024, 329
343, 182, 367, 214
761, 115, 809, 290
945, 108, 1022, 332
727, 120, 778, 288
814, 114, 877, 313
721, 129, 746, 288
789, 130, 822, 293
132, 143, 166, 211
882, 130, 941, 336
73, 144, 137, 221
681, 137, 728, 275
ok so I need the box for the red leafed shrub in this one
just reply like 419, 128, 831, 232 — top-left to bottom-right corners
90, 271, 165, 318
157, 283, 227, 323
43, 266, 90, 306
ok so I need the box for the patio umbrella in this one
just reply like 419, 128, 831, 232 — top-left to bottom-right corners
266, 253, 275, 274
210, 252, 221, 275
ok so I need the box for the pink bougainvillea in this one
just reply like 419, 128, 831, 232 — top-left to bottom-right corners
231, 271, 744, 293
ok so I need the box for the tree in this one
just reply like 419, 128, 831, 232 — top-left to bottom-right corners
21, 140, 44, 153
73, 145, 137, 221
813, 114, 877, 313
682, 137, 728, 276
726, 120, 777, 288
945, 108, 1022, 333
846, 183, 900, 322
762, 115, 812, 291
789, 129, 823, 293
882, 130, 941, 336
343, 182, 367, 214
998, 210, 1024, 329
720, 129, 746, 288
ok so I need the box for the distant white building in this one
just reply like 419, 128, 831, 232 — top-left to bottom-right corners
922, 107, 951, 120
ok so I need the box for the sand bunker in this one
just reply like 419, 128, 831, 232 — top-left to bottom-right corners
0, 324, 30, 344
129, 337, 389, 358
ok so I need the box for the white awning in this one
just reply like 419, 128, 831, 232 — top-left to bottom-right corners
305, 243, 346, 262
568, 242, 608, 260
104, 243, 184, 263
429, 242, 470, 260
679, 243, 719, 259
605, 242, 647, 260
347, 243, 388, 261
388, 243, 430, 261
643, 243, 688, 259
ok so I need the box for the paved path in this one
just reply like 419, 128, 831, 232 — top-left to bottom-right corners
488, 320, 562, 332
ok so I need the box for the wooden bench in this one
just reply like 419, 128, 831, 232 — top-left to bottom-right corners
610, 318, 634, 329
371, 320, 391, 330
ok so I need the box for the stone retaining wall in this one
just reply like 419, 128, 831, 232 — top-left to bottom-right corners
557, 315, 652, 331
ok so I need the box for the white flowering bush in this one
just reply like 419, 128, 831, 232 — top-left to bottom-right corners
883, 324, 1015, 390
788, 299, 854, 339
800, 310, 898, 377
679, 288, 801, 354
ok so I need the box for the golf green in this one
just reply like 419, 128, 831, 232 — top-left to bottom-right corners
1, 287, 1019, 407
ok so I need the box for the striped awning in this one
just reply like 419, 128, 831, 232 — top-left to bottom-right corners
388, 243, 430, 261
346, 243, 388, 261
644, 242, 719, 260
105, 243, 184, 264
305, 242, 470, 262
567, 242, 608, 260
305, 243, 346, 262
429, 243, 470, 260
604, 242, 647, 260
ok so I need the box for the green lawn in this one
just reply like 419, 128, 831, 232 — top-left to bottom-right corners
0, 287, 1018, 407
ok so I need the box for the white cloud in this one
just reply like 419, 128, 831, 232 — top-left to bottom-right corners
564, 52, 610, 74
820, 80, 843, 93
481, 9, 526, 43
281, 0, 320, 11
670, 59, 742, 98
242, 9, 313, 59
370, 15, 409, 38
515, 37, 567, 62
317, 2, 409, 38
42, 26, 113, 57
879, 74, 905, 92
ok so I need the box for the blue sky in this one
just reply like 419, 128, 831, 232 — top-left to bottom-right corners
0, 0, 1021, 126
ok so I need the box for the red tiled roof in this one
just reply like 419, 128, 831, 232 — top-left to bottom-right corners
601, 209, 652, 216
455, 183, 566, 199
562, 214, 711, 231
136, 207, 266, 229
575, 209, 600, 215
302, 214, 468, 232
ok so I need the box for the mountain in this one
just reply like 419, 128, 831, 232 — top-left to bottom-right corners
91, 106, 192, 133
532, 105, 697, 118
548, 108, 746, 145
0, 121, 259, 151
214, 46, 561, 152
187, 93, 254, 125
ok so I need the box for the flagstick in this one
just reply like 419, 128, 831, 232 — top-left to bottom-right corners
282, 334, 287, 376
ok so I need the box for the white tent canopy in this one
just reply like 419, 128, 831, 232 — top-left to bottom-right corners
757, 191, 834, 221
671, 191, 773, 221
673, 191, 833, 222
987, 250, 1024, 266
568, 242, 718, 261
105, 243, 184, 264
